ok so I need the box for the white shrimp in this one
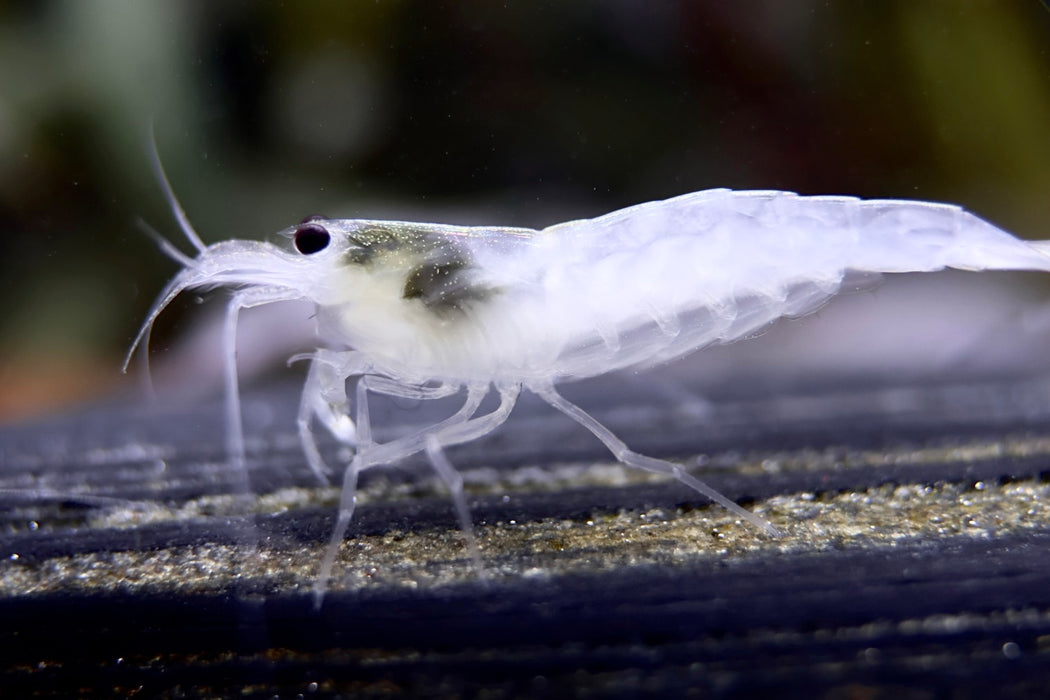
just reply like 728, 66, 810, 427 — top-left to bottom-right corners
126, 158, 1050, 607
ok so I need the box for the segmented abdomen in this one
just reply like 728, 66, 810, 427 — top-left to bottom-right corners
508, 189, 1050, 381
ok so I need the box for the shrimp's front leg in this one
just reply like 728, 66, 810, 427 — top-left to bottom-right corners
354, 374, 461, 448
297, 349, 461, 483
422, 383, 522, 579
313, 382, 521, 608
296, 351, 370, 484
224, 287, 307, 477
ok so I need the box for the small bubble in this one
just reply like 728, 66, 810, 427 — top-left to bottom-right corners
1003, 641, 1021, 659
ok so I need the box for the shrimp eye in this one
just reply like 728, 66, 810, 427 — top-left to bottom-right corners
294, 223, 330, 254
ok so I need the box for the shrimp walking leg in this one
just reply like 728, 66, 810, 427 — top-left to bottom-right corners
533, 384, 780, 536
314, 383, 520, 607
425, 434, 485, 579
355, 374, 461, 447
297, 349, 458, 477
223, 289, 314, 603
296, 356, 362, 483
223, 288, 305, 477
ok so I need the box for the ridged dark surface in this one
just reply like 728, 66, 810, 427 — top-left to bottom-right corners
3, 373, 1050, 698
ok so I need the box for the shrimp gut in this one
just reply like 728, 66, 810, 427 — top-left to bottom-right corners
125, 155, 1050, 607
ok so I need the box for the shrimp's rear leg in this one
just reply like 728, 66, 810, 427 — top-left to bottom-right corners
533, 384, 779, 536
620, 371, 713, 422
313, 383, 520, 608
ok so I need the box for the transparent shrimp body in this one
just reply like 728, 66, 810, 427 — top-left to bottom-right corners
320, 191, 1050, 384
129, 182, 1050, 607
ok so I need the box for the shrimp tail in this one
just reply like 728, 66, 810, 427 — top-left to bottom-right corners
1025, 240, 1050, 258
940, 209, 1050, 273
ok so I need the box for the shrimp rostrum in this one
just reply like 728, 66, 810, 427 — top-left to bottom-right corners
127, 180, 1050, 605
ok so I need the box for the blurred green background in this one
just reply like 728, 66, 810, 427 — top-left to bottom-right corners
1, 0, 1048, 422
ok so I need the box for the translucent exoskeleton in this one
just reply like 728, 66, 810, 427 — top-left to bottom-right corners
126, 152, 1050, 607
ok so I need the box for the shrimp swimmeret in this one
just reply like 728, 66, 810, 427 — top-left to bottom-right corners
125, 172, 1050, 606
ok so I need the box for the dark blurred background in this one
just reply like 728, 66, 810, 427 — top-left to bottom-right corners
1, 0, 1049, 422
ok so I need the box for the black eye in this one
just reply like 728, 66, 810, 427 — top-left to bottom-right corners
293, 223, 331, 254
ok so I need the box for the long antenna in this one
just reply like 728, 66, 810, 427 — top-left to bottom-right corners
147, 121, 207, 253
